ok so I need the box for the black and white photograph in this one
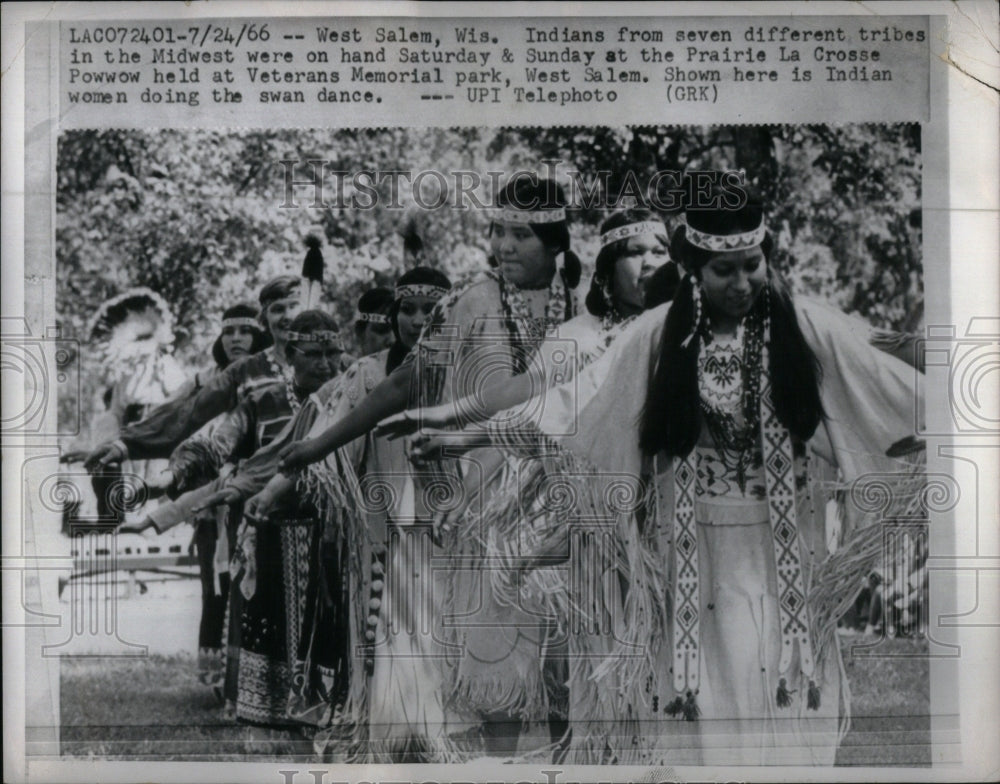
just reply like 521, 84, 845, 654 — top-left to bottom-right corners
50, 123, 930, 766
2, 3, 998, 783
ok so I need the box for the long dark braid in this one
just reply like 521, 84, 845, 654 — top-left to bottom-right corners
639, 259, 825, 459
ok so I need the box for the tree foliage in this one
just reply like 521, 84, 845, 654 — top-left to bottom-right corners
57, 124, 921, 435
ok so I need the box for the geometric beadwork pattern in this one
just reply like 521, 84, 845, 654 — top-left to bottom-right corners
672, 452, 701, 692
759, 343, 815, 678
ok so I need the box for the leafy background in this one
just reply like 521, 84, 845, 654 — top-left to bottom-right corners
57, 124, 921, 437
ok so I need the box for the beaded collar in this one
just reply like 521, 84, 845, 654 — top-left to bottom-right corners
697, 313, 764, 493
266, 346, 304, 415
494, 269, 569, 371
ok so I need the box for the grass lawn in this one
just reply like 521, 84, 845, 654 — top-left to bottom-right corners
60, 635, 931, 764
59, 655, 309, 761
835, 633, 931, 766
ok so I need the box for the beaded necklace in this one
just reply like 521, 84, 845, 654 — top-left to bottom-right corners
495, 268, 569, 372
697, 307, 764, 493
282, 363, 302, 415
670, 282, 817, 716
267, 345, 303, 415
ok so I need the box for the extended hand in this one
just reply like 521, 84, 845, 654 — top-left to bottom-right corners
192, 486, 242, 513
376, 404, 456, 440
83, 441, 126, 473
117, 517, 154, 535
407, 430, 480, 467
277, 439, 321, 472
243, 488, 278, 526
143, 468, 176, 500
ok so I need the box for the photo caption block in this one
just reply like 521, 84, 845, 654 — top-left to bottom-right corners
59, 15, 930, 128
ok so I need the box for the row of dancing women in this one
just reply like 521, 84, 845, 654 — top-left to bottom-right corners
84, 174, 924, 764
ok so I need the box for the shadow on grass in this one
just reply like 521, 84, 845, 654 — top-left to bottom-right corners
60, 655, 312, 761
61, 637, 932, 764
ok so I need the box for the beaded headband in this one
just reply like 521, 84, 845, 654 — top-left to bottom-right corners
355, 312, 390, 325
493, 206, 567, 225
395, 283, 449, 301
221, 317, 261, 331
686, 220, 766, 252
600, 220, 666, 249
285, 330, 345, 350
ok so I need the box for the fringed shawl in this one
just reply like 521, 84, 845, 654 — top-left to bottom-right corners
483, 296, 924, 759
293, 351, 404, 757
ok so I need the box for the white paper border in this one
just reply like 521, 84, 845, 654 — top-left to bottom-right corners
3, 2, 997, 783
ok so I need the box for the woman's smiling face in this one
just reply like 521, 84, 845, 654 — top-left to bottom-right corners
697, 247, 767, 325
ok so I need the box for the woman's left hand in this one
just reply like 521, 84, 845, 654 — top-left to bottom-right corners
193, 486, 242, 513
376, 404, 456, 439
278, 438, 321, 472
407, 430, 481, 467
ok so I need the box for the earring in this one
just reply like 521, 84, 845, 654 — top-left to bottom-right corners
601, 276, 615, 314
681, 276, 702, 349
762, 283, 772, 344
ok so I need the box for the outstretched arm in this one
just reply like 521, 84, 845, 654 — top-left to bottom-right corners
378, 363, 545, 438
278, 361, 413, 471
85, 354, 258, 470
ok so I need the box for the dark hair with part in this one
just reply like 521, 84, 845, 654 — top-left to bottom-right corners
494, 175, 582, 291
211, 302, 269, 369
638, 191, 825, 458
387, 266, 452, 373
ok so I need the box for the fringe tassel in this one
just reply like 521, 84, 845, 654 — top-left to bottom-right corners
808, 454, 926, 674
807, 679, 821, 710
474, 441, 668, 748
837, 638, 853, 743
294, 450, 377, 755
449, 668, 548, 724
776, 678, 795, 708
682, 690, 700, 722
664, 696, 684, 717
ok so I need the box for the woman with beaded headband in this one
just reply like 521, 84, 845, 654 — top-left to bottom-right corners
354, 287, 396, 357
194, 303, 270, 699
377, 209, 680, 761
419, 175, 584, 755
136, 310, 345, 748
267, 176, 584, 756
297, 269, 460, 760
222, 311, 347, 746
430, 184, 923, 765
120, 302, 270, 699
214, 269, 454, 759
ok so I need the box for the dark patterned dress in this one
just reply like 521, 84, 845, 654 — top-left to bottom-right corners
187, 377, 313, 727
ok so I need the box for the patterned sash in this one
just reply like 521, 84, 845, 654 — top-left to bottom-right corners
671, 452, 701, 693
670, 338, 816, 699
759, 340, 815, 679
